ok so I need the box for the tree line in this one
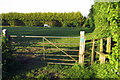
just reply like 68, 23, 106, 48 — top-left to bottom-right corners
2, 12, 85, 27
88, 1, 119, 69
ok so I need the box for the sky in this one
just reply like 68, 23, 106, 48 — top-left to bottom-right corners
0, 0, 94, 16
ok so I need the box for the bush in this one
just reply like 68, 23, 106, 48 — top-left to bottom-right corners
2, 12, 84, 27
44, 21, 62, 27
63, 64, 119, 79
63, 65, 93, 78
2, 36, 15, 78
91, 63, 119, 79
2, 20, 10, 26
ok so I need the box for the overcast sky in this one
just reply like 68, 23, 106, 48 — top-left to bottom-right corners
0, 0, 94, 16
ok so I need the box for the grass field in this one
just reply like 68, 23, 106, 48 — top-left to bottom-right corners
2, 26, 109, 79
2, 26, 93, 37
3, 26, 95, 57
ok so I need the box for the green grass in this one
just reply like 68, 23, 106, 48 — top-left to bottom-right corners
11, 64, 119, 79
2, 26, 93, 37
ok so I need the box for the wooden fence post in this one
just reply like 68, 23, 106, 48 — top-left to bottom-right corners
91, 39, 95, 65
2, 29, 8, 38
43, 37, 45, 61
2, 29, 11, 51
100, 38, 103, 52
2, 29, 11, 41
78, 31, 85, 64
99, 38, 105, 64
106, 37, 111, 53
96, 51, 106, 64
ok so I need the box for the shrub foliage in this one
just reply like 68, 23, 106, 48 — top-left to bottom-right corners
88, 1, 120, 71
2, 36, 15, 78
2, 12, 85, 27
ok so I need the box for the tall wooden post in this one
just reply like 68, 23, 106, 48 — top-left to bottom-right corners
2, 29, 11, 41
2, 29, 11, 50
91, 39, 95, 65
99, 38, 105, 64
43, 37, 45, 61
79, 31, 85, 64
2, 29, 8, 38
106, 37, 111, 53
100, 38, 103, 52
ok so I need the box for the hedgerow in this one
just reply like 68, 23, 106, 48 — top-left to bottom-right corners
88, 1, 120, 73
2, 12, 85, 27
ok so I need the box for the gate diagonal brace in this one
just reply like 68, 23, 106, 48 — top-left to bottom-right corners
44, 37, 77, 62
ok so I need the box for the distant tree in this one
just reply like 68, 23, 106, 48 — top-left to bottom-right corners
1, 12, 84, 27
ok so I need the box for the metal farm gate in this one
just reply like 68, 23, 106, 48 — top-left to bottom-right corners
2, 29, 111, 65
10, 35, 80, 65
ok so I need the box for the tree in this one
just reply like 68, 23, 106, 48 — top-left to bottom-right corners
89, 1, 119, 70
